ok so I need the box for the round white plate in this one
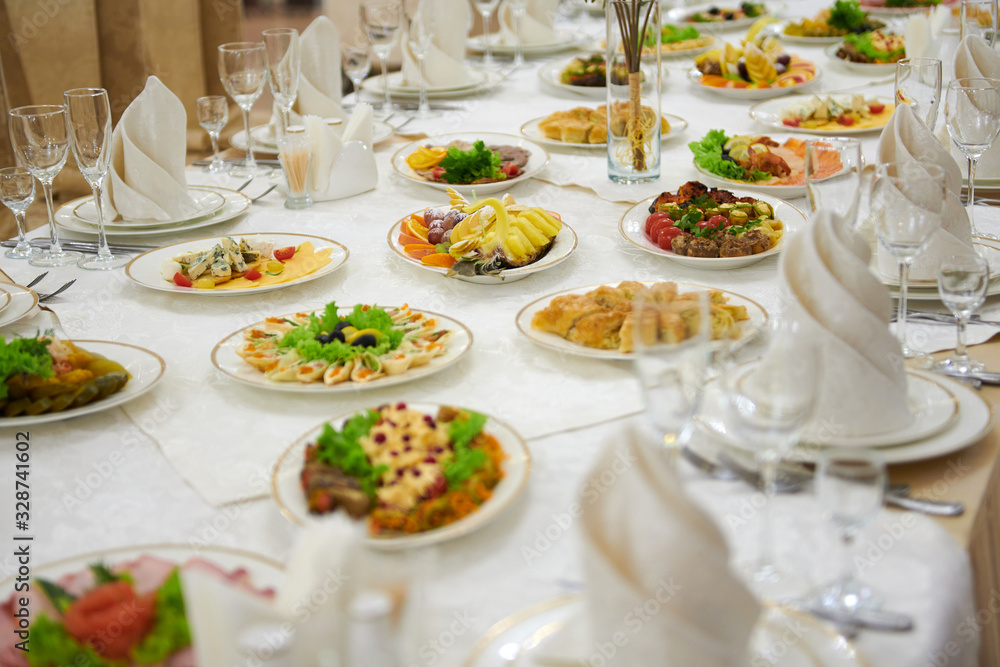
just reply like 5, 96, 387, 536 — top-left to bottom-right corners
212, 307, 473, 392
700, 369, 969, 452
125, 232, 349, 296
0, 283, 37, 329
824, 42, 900, 74
664, 2, 786, 31
516, 281, 768, 360
468, 29, 590, 55
537, 56, 661, 99
619, 189, 806, 269
391, 132, 550, 196
0, 287, 11, 318
463, 595, 864, 667
388, 210, 577, 284
72, 187, 227, 230
232, 120, 395, 152
688, 66, 821, 100
271, 402, 531, 550
55, 186, 251, 238
693, 159, 809, 198
361, 69, 504, 99
0, 340, 165, 428
778, 23, 848, 45
880, 241, 1000, 287
520, 112, 688, 150
750, 94, 895, 134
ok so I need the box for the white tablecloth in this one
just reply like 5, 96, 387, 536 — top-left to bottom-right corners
0, 5, 985, 665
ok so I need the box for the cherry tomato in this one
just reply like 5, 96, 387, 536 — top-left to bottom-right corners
431, 166, 446, 180
868, 103, 885, 114
63, 582, 155, 659
273, 246, 295, 261
244, 269, 262, 281
501, 162, 520, 178
648, 219, 675, 241
782, 118, 802, 127
173, 272, 192, 288
657, 226, 684, 250
707, 214, 728, 228
645, 212, 674, 235
837, 114, 855, 126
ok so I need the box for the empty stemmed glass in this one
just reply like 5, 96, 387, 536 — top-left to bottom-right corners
197, 96, 229, 174
64, 88, 128, 270
406, 0, 437, 117
8, 105, 80, 267
342, 44, 372, 104
872, 163, 947, 358
812, 450, 886, 615
946, 77, 1000, 240
218, 41, 269, 177
262, 28, 300, 135
934, 254, 990, 374
361, 0, 403, 119
960, 0, 998, 45
472, 0, 502, 68
0, 168, 36, 259
894, 58, 942, 129
509, 0, 528, 68
804, 138, 863, 227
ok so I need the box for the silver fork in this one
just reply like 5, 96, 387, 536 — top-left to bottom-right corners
25, 272, 48, 288
37, 279, 76, 302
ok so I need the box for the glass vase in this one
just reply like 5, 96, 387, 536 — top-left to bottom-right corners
606, 0, 661, 184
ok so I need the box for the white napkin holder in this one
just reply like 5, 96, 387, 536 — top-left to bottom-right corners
312, 140, 377, 201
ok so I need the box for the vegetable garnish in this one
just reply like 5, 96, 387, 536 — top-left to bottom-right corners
0, 336, 53, 400
689, 130, 770, 182
131, 570, 191, 663
314, 410, 388, 500
443, 410, 488, 488
438, 140, 505, 184
843, 31, 905, 61
828, 0, 868, 31
277, 302, 405, 366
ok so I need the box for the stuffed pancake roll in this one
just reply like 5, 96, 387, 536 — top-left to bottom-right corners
403, 341, 436, 368
296, 359, 330, 382
382, 352, 412, 376
323, 359, 354, 385
265, 350, 303, 382
350, 353, 385, 383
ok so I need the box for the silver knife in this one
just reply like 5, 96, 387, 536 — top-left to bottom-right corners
189, 158, 282, 167
1, 239, 155, 253
936, 369, 1000, 385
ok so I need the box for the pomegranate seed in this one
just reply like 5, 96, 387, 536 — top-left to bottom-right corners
396, 402, 407, 410
374, 433, 387, 444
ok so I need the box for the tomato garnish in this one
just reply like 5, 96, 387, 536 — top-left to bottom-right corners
501, 162, 520, 178
837, 114, 855, 126
244, 269, 262, 281
273, 246, 295, 262
782, 118, 802, 127
868, 103, 885, 114
173, 272, 192, 287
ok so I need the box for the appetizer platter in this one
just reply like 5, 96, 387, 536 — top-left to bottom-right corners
360, 68, 505, 99
389, 189, 577, 284
271, 402, 531, 549
392, 132, 549, 195
125, 233, 348, 295
520, 104, 687, 149
516, 281, 767, 360
212, 301, 472, 393
0, 545, 282, 667
619, 181, 806, 269
826, 29, 905, 72
645, 24, 717, 57
0, 337, 164, 427
689, 130, 843, 196
750, 94, 894, 133
0, 283, 38, 329
664, 1, 781, 30
537, 55, 659, 99
780, 0, 887, 43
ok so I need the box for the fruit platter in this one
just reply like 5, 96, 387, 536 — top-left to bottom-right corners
826, 29, 905, 73
388, 188, 577, 284
689, 129, 844, 196
271, 402, 531, 549
781, 0, 887, 43
211, 301, 472, 393
750, 94, 894, 133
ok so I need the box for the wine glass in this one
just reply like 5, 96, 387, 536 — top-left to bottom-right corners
934, 254, 990, 374
406, 0, 437, 118
894, 58, 942, 130
946, 77, 1000, 240
197, 96, 229, 174
812, 450, 886, 615
361, 0, 403, 120
804, 138, 862, 227
64, 88, 128, 270
961, 0, 998, 45
472, 0, 502, 69
0, 167, 36, 259
218, 41, 269, 177
872, 162, 947, 358
725, 322, 819, 600
342, 44, 372, 103
8, 105, 80, 267
509, 0, 528, 68
262, 28, 300, 135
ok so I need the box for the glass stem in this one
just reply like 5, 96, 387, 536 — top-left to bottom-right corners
379, 54, 392, 115
280, 107, 291, 135
956, 315, 970, 360
41, 181, 61, 256
418, 56, 429, 114
968, 156, 980, 236
481, 10, 493, 67
90, 178, 112, 262
13, 211, 29, 252
897, 260, 910, 353
757, 449, 779, 572
514, 10, 524, 67
240, 105, 256, 170
839, 528, 857, 585
210, 132, 222, 169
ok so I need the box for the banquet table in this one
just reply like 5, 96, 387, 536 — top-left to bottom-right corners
2, 3, 1000, 665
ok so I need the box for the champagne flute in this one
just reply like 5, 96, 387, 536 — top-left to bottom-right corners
960, 0, 998, 45
64, 88, 128, 270
804, 138, 862, 227
812, 450, 886, 615
894, 58, 942, 130
472, 0, 502, 69
872, 162, 946, 358
934, 254, 990, 374
509, 0, 528, 68
946, 77, 1000, 240
361, 0, 403, 120
262, 28, 300, 135
0, 167, 36, 259
8, 105, 80, 267
218, 41, 270, 177
406, 0, 436, 118
342, 44, 372, 103
197, 96, 229, 174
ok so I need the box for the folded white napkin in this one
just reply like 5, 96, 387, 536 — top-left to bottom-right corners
949, 35, 1000, 179
904, 6, 949, 60
498, 0, 560, 46
781, 210, 915, 437
401, 0, 475, 88
302, 106, 377, 201
182, 516, 362, 666
103, 76, 199, 223
877, 104, 975, 280
535, 426, 760, 666
270, 16, 346, 132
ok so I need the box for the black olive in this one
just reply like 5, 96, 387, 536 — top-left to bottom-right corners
708, 6, 720, 14
314, 333, 332, 344
721, 147, 730, 155
333, 320, 352, 333
721, 154, 737, 163
351, 333, 378, 348
678, 201, 691, 209
723, 11, 735, 19
331, 330, 346, 343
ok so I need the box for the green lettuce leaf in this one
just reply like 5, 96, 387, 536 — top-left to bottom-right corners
443, 411, 488, 489
828, 0, 868, 31
276, 302, 405, 366
131, 569, 191, 663
438, 141, 504, 184
0, 336, 53, 400
688, 130, 770, 182
26, 615, 111, 667
314, 410, 387, 499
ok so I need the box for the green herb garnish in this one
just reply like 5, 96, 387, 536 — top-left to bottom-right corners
438, 140, 504, 184
843, 32, 905, 60
0, 337, 53, 400
314, 410, 387, 500
688, 130, 771, 182
275, 302, 404, 366
828, 0, 868, 31
27, 615, 111, 667
132, 569, 191, 663
443, 411, 488, 489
